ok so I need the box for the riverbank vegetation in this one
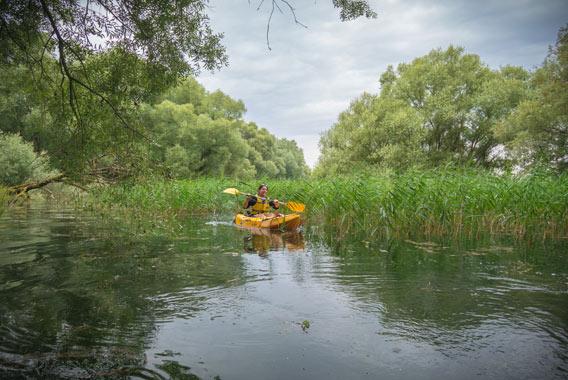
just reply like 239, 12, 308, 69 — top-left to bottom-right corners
1, 0, 366, 186
1, 2, 566, 241
301, 169, 568, 240
86, 168, 568, 240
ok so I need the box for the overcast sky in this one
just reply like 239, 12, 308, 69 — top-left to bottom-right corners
198, 0, 568, 168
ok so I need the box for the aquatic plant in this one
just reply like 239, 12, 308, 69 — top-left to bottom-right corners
86, 178, 239, 214
0, 185, 9, 216
294, 168, 568, 240
85, 168, 568, 240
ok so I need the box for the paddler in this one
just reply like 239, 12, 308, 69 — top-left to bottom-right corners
243, 184, 280, 217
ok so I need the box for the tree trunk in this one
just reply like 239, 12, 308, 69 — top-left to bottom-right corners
8, 173, 67, 203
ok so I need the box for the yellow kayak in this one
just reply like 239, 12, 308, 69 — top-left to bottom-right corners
235, 213, 302, 231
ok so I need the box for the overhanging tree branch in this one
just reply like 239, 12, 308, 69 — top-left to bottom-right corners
254, 0, 373, 50
38, 0, 151, 142
8, 173, 67, 204
39, 0, 84, 127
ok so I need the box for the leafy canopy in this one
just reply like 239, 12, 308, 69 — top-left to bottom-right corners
0, 0, 374, 180
0, 0, 229, 178
496, 25, 568, 171
143, 78, 309, 179
316, 45, 531, 176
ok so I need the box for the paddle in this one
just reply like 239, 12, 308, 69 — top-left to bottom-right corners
223, 188, 306, 213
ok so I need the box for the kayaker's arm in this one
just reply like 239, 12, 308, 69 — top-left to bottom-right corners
243, 194, 257, 209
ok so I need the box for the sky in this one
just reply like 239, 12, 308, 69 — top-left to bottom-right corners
198, 0, 568, 168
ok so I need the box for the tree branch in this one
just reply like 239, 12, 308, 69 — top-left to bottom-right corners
255, 0, 308, 50
39, 0, 84, 128
37, 0, 151, 142
8, 173, 67, 204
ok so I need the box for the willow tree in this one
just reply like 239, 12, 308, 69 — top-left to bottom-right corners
142, 78, 309, 179
1, 0, 374, 185
316, 93, 425, 176
0, 0, 227, 180
316, 46, 530, 176
496, 25, 568, 172
382, 46, 529, 167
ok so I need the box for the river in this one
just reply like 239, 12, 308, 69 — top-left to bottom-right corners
1, 204, 567, 379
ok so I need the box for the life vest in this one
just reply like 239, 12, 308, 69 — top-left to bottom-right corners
249, 193, 270, 215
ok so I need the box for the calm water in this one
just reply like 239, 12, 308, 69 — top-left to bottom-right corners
1, 204, 567, 379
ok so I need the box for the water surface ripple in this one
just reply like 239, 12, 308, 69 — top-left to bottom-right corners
0, 204, 567, 379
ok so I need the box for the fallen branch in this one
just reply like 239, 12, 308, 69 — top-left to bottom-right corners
41, 187, 55, 200
8, 173, 67, 204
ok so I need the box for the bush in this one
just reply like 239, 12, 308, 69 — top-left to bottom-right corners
0, 132, 51, 186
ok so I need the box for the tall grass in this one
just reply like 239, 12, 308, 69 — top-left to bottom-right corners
84, 178, 242, 214
85, 169, 568, 240
283, 168, 568, 240
0, 185, 9, 216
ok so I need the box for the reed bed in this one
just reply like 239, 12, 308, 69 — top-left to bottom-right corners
86, 169, 568, 240
288, 169, 568, 240
85, 178, 240, 214
0, 186, 8, 216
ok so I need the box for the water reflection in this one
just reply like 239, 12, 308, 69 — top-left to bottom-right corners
305, 234, 568, 377
0, 206, 250, 378
240, 227, 305, 256
1, 205, 568, 379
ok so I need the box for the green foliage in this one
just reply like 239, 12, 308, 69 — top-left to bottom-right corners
315, 93, 425, 176
332, 0, 377, 21
237, 121, 309, 178
0, 44, 161, 178
163, 77, 247, 120
496, 25, 568, 172
282, 168, 568, 240
316, 45, 530, 175
0, 185, 8, 215
0, 132, 52, 186
145, 99, 252, 178
1, 0, 227, 85
275, 139, 311, 179
87, 169, 568, 241
87, 178, 239, 215
0, 0, 371, 181
387, 46, 529, 166
144, 78, 308, 179
316, 169, 567, 240
1, 61, 307, 182
0, 0, 227, 179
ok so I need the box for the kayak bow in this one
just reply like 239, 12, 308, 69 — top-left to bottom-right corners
235, 213, 301, 231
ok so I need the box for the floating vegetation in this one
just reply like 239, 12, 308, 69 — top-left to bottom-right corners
291, 320, 311, 333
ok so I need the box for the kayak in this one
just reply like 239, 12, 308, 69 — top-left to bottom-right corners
235, 213, 302, 231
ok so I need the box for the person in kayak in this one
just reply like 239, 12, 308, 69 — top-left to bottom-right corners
243, 184, 280, 217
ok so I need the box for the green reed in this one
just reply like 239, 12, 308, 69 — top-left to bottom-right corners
84, 168, 568, 240
85, 178, 241, 214
289, 168, 568, 240
0, 185, 9, 216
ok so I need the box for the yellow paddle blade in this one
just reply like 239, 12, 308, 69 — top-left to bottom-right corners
284, 201, 305, 213
223, 188, 241, 195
